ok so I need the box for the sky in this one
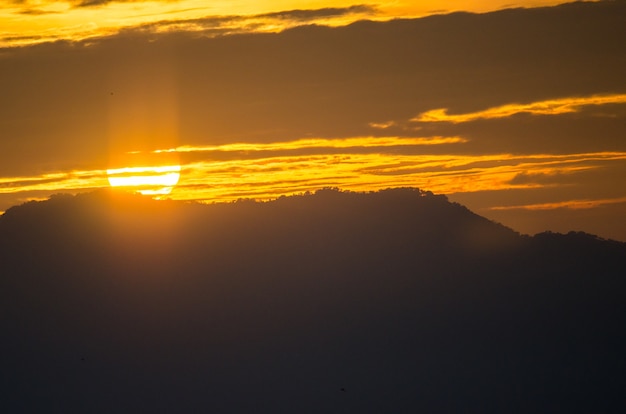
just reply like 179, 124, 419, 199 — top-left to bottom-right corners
1, 0, 625, 241
1, 1, 572, 47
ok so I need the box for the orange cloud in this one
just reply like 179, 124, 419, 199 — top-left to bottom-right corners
412, 94, 626, 123
164, 136, 467, 154
2, 148, 625, 211
1, 1, 574, 47
0, 2, 380, 47
0, 170, 107, 194
166, 151, 626, 203
489, 197, 626, 211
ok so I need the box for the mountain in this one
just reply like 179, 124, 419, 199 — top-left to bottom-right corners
1, 188, 624, 413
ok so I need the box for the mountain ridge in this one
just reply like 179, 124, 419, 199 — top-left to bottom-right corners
1, 188, 624, 413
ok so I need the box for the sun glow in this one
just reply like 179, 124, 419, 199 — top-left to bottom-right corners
106, 165, 181, 195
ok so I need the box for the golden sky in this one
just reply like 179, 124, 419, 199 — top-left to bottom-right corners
1, 0, 625, 241
2, 0, 573, 47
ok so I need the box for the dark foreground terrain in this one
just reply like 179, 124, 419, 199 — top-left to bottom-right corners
1, 188, 624, 413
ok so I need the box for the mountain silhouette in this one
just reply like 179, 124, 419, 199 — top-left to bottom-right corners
1, 188, 624, 413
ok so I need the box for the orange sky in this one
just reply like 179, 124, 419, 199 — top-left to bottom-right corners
2, 0, 575, 47
1, 0, 625, 241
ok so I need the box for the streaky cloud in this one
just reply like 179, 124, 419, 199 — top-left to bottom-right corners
73, 0, 148, 7
17, 8, 61, 15
256, 5, 378, 20
489, 196, 626, 211
168, 136, 467, 154
169, 151, 626, 204
1, 3, 380, 47
0, 170, 107, 195
2, 151, 625, 204
125, 4, 379, 37
412, 94, 626, 123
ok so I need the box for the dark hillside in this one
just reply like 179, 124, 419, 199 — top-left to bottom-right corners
1, 188, 624, 413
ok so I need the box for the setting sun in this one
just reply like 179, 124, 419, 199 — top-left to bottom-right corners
106, 165, 181, 196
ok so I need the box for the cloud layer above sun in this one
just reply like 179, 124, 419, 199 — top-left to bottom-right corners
2, 0, 574, 47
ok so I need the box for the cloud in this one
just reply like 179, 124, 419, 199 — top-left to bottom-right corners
74, 0, 116, 6
368, 121, 398, 129
1, 132, 625, 209
2, 3, 379, 47
17, 8, 61, 15
71, 1, 376, 15
489, 196, 626, 211
167, 136, 467, 154
123, 4, 379, 37
0, 170, 107, 195
507, 170, 582, 186
257, 5, 377, 21
166, 150, 626, 204
72, 0, 155, 7
412, 94, 626, 123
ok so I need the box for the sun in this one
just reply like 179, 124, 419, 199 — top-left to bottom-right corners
107, 165, 181, 196
107, 147, 182, 196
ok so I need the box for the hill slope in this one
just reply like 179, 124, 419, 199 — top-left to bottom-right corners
1, 188, 624, 413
